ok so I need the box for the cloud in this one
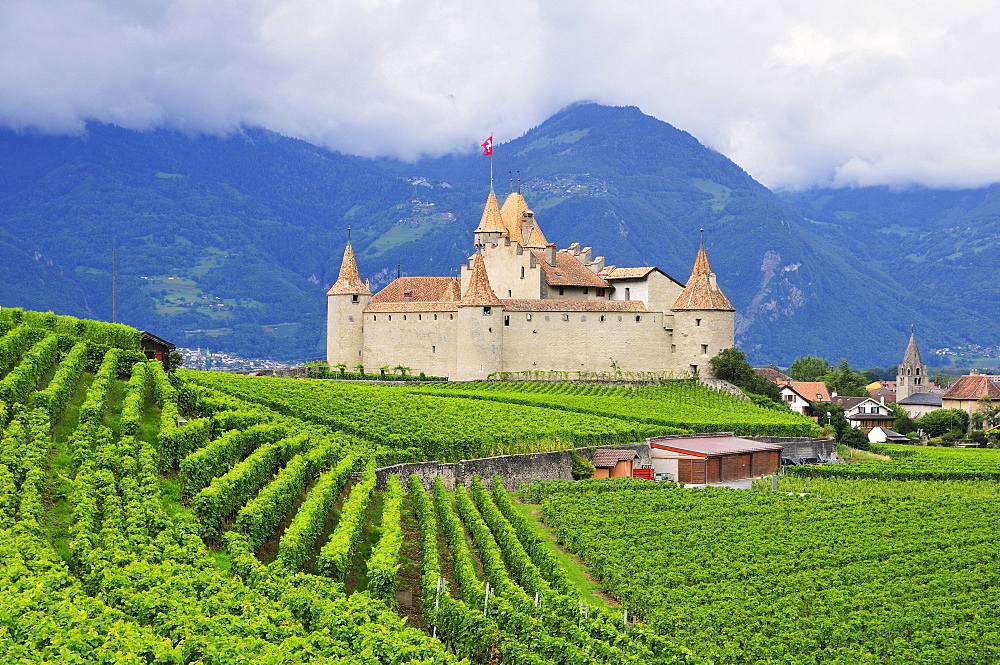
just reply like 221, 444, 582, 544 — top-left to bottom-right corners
2, 0, 999, 189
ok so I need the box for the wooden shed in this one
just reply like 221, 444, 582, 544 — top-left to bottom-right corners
591, 448, 638, 479
649, 434, 782, 484
140, 331, 176, 370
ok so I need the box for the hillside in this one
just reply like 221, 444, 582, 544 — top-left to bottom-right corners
4, 308, 1000, 663
1, 104, 995, 365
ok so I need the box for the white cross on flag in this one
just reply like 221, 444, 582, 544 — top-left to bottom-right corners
481, 135, 493, 156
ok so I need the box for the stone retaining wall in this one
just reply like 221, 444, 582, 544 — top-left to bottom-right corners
376, 442, 651, 492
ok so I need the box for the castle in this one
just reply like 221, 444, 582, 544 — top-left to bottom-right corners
326, 187, 735, 380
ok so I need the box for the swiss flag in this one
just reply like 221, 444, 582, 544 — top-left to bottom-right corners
481, 135, 493, 156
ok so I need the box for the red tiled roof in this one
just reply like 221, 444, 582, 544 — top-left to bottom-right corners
531, 250, 609, 288
591, 448, 638, 468
371, 277, 456, 304
474, 191, 507, 235
365, 302, 459, 313
786, 381, 830, 402
755, 367, 790, 383
604, 267, 656, 280
500, 299, 647, 312
942, 375, 1000, 401
648, 433, 783, 457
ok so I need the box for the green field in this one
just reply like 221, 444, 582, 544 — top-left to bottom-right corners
4, 306, 998, 664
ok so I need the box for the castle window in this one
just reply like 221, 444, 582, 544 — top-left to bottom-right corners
671, 344, 676, 352
508, 290, 512, 297
625, 288, 630, 301
907, 368, 911, 375
618, 316, 623, 321
701, 344, 708, 354
526, 314, 532, 321
504, 316, 510, 326
488, 327, 493, 333
388, 315, 391, 321
418, 314, 422, 320
352, 295, 360, 304
373, 315, 377, 321
559, 287, 565, 296
348, 316, 354, 322
635, 315, 642, 322
434, 314, 437, 320
562, 314, 569, 321
696, 318, 702, 326
581, 315, 587, 322
599, 315, 606, 322
432, 345, 436, 353
597, 288, 605, 297
450, 314, 453, 320
915, 378, 921, 385
483, 307, 492, 316
403, 315, 407, 320
916, 367, 920, 375
583, 288, 589, 295
521, 266, 525, 279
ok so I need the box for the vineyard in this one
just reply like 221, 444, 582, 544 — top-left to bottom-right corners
7, 305, 996, 664
529, 470, 1000, 664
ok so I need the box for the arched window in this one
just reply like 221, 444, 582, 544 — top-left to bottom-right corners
916, 367, 920, 375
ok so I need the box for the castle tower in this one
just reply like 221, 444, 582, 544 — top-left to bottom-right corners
473, 191, 506, 249
454, 252, 503, 381
896, 329, 927, 402
326, 240, 372, 367
670, 237, 735, 378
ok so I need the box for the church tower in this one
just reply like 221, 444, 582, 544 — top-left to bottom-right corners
326, 240, 371, 367
670, 236, 736, 378
896, 329, 927, 402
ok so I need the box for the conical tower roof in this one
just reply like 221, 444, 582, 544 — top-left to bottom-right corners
524, 221, 548, 248
901, 331, 923, 367
326, 242, 372, 296
439, 278, 462, 302
499, 192, 528, 244
460, 253, 501, 306
672, 241, 734, 311
474, 192, 507, 235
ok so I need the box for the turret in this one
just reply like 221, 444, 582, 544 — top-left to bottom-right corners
326, 240, 372, 367
454, 252, 503, 380
896, 328, 927, 401
473, 191, 506, 249
670, 236, 735, 378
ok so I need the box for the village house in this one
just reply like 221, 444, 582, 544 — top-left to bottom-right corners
327, 187, 736, 380
941, 372, 1000, 419
830, 395, 896, 432
777, 381, 830, 417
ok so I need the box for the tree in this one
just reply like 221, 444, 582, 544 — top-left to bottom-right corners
917, 409, 969, 438
709, 348, 755, 386
840, 426, 870, 451
709, 348, 782, 403
788, 355, 829, 381
887, 403, 916, 435
820, 359, 868, 397
812, 402, 849, 440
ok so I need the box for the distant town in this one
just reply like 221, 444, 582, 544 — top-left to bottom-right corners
177, 347, 294, 372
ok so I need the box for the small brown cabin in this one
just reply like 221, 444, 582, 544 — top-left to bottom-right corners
140, 331, 176, 370
649, 434, 782, 484
591, 448, 638, 479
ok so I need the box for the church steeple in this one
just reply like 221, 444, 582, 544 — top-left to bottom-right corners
896, 327, 927, 401
327, 240, 371, 296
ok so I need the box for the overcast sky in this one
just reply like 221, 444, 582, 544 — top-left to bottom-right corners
2, 0, 999, 190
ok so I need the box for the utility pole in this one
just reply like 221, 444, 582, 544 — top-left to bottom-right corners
112, 246, 118, 323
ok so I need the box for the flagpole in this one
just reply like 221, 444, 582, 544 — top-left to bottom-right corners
490, 130, 494, 192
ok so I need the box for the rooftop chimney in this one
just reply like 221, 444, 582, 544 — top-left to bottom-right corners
545, 243, 557, 266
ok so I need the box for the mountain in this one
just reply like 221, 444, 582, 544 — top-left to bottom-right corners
0, 104, 995, 366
